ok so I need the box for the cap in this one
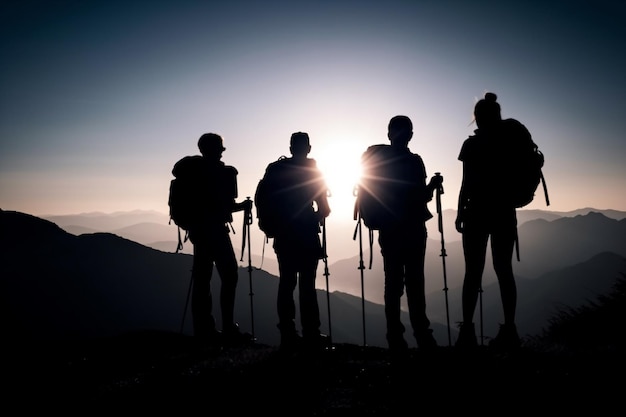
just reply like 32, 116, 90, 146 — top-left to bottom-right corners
198, 133, 225, 154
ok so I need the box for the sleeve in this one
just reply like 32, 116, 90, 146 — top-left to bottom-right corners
458, 139, 469, 162
224, 165, 238, 200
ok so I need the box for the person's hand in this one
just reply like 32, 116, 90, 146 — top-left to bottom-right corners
429, 174, 443, 188
243, 199, 253, 213
455, 216, 464, 233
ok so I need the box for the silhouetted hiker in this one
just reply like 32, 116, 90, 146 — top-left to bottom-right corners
173, 133, 253, 349
255, 132, 331, 353
455, 92, 523, 351
357, 115, 442, 353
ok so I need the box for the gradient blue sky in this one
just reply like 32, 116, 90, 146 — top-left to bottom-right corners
2, 0, 625, 225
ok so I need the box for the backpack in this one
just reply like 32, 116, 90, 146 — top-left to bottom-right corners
354, 144, 427, 230
254, 156, 323, 239
254, 156, 290, 239
168, 155, 237, 252
501, 118, 550, 208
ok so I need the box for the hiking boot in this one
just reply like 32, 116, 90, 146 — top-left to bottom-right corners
192, 329, 222, 353
387, 334, 409, 353
489, 323, 521, 352
304, 333, 330, 352
222, 323, 255, 348
280, 332, 304, 353
415, 328, 438, 351
455, 322, 478, 350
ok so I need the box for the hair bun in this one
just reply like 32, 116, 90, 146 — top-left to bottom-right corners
484, 92, 498, 102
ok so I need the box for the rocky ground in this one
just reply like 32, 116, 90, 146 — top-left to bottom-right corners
4, 330, 623, 415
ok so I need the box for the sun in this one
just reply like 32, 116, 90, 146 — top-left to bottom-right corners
314, 141, 363, 221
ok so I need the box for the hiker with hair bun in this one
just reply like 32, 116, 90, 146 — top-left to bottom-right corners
455, 92, 525, 351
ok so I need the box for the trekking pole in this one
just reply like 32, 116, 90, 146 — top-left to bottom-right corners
353, 190, 367, 347
479, 286, 484, 346
240, 197, 255, 340
180, 270, 193, 334
434, 172, 451, 347
321, 217, 333, 346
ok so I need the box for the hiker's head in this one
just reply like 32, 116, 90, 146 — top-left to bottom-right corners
388, 115, 413, 146
290, 131, 311, 158
474, 92, 502, 128
198, 133, 225, 158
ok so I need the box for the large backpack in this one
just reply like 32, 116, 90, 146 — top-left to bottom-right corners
254, 156, 322, 239
501, 118, 550, 208
354, 144, 426, 230
254, 156, 293, 239
168, 155, 237, 252
353, 144, 429, 269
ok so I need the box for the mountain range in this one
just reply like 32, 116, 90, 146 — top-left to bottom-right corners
2, 208, 625, 349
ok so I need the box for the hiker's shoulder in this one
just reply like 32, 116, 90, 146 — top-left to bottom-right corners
364, 143, 390, 153
501, 118, 531, 136
172, 155, 203, 177
221, 162, 238, 175
361, 144, 390, 160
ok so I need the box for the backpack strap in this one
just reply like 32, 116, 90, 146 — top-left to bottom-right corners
540, 170, 550, 206
176, 226, 189, 254
368, 229, 375, 269
514, 170, 549, 263
514, 227, 520, 262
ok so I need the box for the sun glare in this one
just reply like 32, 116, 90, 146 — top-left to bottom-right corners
314, 141, 363, 219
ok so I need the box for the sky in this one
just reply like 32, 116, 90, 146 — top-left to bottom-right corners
2, 1, 626, 235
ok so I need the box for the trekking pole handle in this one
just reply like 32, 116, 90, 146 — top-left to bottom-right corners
434, 172, 444, 195
434, 172, 444, 217
245, 196, 253, 225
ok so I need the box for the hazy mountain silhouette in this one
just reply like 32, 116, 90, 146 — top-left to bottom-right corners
44, 210, 170, 230
1, 209, 411, 348
43, 208, 626, 262
3, 208, 625, 413
515, 212, 626, 278
4, 208, 625, 348
320, 211, 626, 340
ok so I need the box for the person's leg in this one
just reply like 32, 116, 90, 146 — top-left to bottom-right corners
191, 241, 217, 340
276, 252, 299, 339
379, 229, 407, 350
460, 228, 489, 324
298, 256, 321, 342
456, 225, 489, 348
213, 230, 239, 332
491, 229, 517, 325
489, 217, 521, 350
404, 225, 436, 348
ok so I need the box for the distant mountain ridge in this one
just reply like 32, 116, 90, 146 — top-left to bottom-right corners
37, 208, 626, 275
2, 208, 625, 348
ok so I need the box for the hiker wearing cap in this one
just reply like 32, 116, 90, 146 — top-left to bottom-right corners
176, 132, 253, 349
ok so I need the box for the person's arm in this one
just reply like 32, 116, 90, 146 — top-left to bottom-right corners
232, 199, 252, 213
455, 162, 468, 233
426, 174, 443, 201
315, 192, 331, 221
311, 160, 331, 221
